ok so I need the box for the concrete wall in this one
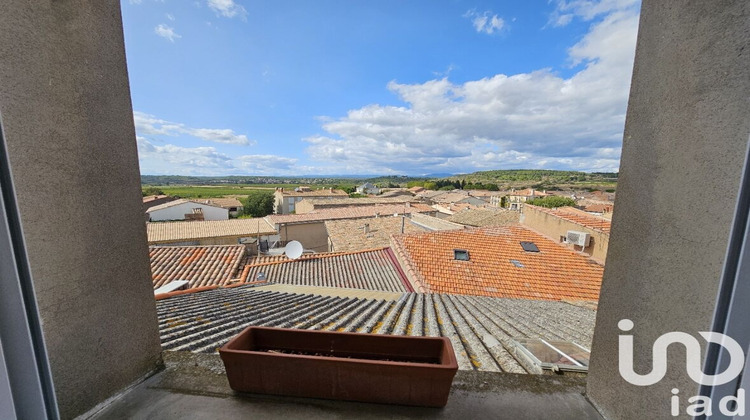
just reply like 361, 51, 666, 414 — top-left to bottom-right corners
520, 206, 609, 263
148, 202, 228, 221
586, 1, 750, 419
278, 223, 329, 252
0, 2, 162, 418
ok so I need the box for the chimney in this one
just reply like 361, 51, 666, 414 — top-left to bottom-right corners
375, 212, 380, 218
363, 223, 370, 234
406, 202, 411, 208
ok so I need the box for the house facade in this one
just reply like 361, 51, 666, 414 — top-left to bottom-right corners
505, 188, 548, 210
355, 182, 380, 195
273, 187, 348, 214
146, 199, 228, 222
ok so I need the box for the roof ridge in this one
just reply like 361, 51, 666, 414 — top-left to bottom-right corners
246, 247, 391, 269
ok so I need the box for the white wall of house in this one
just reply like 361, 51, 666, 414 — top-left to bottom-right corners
148, 202, 228, 221
356, 183, 380, 195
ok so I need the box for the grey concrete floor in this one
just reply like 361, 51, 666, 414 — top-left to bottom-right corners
89, 352, 602, 420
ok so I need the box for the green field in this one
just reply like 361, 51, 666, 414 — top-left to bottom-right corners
142, 170, 618, 198
142, 184, 355, 198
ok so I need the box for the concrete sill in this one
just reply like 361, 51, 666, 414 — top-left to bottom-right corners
89, 351, 602, 419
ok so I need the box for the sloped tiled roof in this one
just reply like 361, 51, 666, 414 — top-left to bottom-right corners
509, 188, 548, 197
431, 192, 471, 204
325, 217, 428, 252
446, 208, 520, 227
156, 286, 595, 373
582, 203, 613, 213
143, 194, 171, 203
150, 245, 247, 289
408, 213, 465, 231
265, 203, 433, 224
298, 196, 415, 207
147, 218, 277, 244
146, 199, 190, 213
277, 188, 348, 197
391, 225, 604, 301
525, 205, 611, 233
191, 197, 243, 209
242, 248, 411, 292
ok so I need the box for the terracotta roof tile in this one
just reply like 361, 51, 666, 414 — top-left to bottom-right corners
243, 248, 411, 293
277, 189, 349, 197
143, 194, 170, 203
325, 217, 428, 252
147, 218, 276, 244
509, 188, 549, 197
157, 287, 595, 373
298, 197, 415, 207
266, 203, 434, 224
525, 205, 611, 233
190, 197, 243, 209
445, 208, 520, 227
390, 225, 604, 302
149, 245, 247, 289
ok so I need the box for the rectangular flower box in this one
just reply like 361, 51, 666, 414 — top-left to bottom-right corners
219, 326, 458, 407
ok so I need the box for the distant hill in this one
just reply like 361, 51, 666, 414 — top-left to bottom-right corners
453, 169, 618, 183
141, 170, 617, 189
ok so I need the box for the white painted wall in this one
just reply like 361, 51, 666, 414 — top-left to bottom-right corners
148, 202, 228, 221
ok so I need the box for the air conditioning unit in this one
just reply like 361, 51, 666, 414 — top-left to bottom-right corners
566, 231, 591, 247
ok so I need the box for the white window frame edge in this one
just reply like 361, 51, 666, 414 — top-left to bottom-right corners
0, 115, 59, 419
699, 136, 750, 420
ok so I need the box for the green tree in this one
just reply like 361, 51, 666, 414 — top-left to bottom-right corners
142, 186, 164, 196
334, 184, 355, 194
242, 191, 275, 217
423, 181, 438, 190
526, 196, 576, 208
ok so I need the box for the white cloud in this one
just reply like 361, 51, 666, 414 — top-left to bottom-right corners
305, 4, 639, 174
464, 10, 506, 35
207, 0, 247, 19
137, 137, 232, 175
154, 24, 181, 42
166, 13, 175, 21
549, 0, 639, 26
137, 138, 299, 175
133, 112, 254, 146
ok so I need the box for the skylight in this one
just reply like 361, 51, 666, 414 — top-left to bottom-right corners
453, 249, 470, 261
520, 241, 540, 252
512, 338, 590, 372
510, 259, 524, 268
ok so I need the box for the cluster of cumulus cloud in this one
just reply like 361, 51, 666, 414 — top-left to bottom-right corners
304, 1, 640, 175
137, 0, 640, 176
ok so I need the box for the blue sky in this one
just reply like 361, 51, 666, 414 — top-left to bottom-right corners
122, 0, 641, 176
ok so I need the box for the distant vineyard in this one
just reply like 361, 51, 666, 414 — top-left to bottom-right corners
141, 169, 618, 197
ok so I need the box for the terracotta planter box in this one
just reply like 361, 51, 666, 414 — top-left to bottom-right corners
219, 326, 458, 407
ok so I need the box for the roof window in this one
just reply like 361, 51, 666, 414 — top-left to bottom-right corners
510, 259, 524, 268
453, 249, 470, 261
520, 241, 539, 252
512, 338, 590, 372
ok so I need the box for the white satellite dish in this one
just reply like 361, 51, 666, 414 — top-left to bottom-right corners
284, 240, 303, 260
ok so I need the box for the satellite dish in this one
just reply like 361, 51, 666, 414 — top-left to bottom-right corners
284, 240, 303, 260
